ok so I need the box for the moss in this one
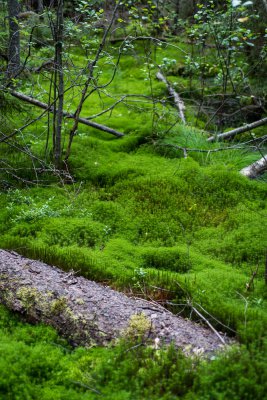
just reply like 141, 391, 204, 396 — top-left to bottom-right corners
50, 296, 68, 315
16, 287, 42, 312
123, 313, 152, 341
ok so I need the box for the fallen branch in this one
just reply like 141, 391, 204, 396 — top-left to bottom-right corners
0, 250, 228, 352
10, 91, 124, 138
188, 300, 226, 345
240, 154, 267, 178
156, 71, 186, 124
109, 36, 167, 44
208, 117, 267, 143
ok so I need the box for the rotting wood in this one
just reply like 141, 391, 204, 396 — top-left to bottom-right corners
240, 154, 267, 178
156, 71, 186, 124
10, 91, 124, 138
0, 249, 229, 353
208, 117, 267, 143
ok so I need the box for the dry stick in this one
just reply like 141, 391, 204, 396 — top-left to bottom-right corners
10, 91, 124, 137
156, 71, 186, 124
240, 154, 267, 179
208, 117, 267, 143
188, 300, 226, 345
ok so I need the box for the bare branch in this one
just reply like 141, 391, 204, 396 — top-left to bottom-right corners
10, 90, 124, 137
208, 117, 267, 143
187, 300, 226, 345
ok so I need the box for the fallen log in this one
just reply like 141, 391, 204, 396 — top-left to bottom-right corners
10, 91, 124, 138
156, 72, 186, 124
208, 117, 267, 143
240, 154, 267, 178
0, 250, 227, 353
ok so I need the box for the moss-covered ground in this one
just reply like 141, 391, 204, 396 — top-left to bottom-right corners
0, 30, 267, 398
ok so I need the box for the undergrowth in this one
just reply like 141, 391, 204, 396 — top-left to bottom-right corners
1, 304, 267, 400
0, 31, 267, 399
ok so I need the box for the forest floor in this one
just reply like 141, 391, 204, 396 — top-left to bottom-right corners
0, 249, 230, 355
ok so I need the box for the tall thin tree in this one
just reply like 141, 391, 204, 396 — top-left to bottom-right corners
52, 0, 64, 168
7, 0, 20, 79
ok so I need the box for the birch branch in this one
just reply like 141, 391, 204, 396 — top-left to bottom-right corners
208, 117, 267, 143
156, 71, 186, 124
240, 154, 267, 178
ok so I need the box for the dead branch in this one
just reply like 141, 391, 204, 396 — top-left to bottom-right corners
10, 90, 124, 138
156, 71, 186, 124
245, 264, 259, 292
208, 117, 267, 143
240, 154, 267, 179
187, 300, 226, 345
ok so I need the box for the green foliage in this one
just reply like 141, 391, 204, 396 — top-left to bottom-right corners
194, 343, 267, 400
0, 305, 90, 400
141, 246, 191, 272
0, 6, 267, 398
1, 304, 267, 400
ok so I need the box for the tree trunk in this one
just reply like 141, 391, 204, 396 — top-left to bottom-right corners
52, 0, 64, 168
65, 1, 120, 161
0, 249, 228, 352
37, 0, 44, 13
7, 0, 20, 79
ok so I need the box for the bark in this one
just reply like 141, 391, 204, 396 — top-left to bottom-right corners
156, 71, 186, 124
7, 0, 21, 79
208, 117, 267, 143
262, 0, 267, 13
52, 0, 64, 168
240, 154, 267, 179
10, 91, 124, 137
37, 0, 44, 13
0, 250, 228, 352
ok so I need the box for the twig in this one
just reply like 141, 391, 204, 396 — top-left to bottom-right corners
187, 300, 226, 345
70, 381, 103, 396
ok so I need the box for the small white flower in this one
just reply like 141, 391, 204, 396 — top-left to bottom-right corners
154, 337, 160, 350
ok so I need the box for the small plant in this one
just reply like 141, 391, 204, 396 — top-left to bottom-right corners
132, 268, 148, 290
8, 197, 61, 222
7, 189, 33, 206
159, 57, 177, 72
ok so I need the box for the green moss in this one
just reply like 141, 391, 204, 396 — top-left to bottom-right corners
0, 28, 267, 399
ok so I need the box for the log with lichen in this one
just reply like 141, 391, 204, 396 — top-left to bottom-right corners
0, 249, 228, 353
